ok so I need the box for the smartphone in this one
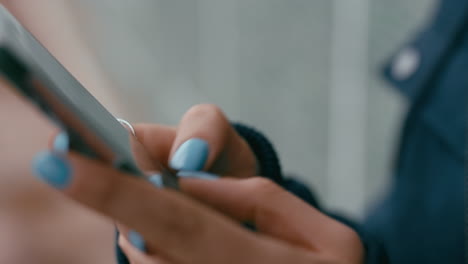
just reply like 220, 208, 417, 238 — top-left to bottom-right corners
0, 6, 178, 189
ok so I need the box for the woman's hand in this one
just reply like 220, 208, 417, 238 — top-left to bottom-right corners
130, 104, 257, 177
123, 177, 364, 264
33, 127, 364, 264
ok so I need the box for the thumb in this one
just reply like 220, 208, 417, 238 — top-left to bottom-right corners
169, 104, 255, 176
179, 176, 362, 255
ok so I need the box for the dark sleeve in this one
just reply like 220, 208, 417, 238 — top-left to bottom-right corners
233, 123, 320, 207
233, 122, 388, 264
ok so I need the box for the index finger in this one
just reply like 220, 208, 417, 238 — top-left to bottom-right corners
132, 123, 176, 165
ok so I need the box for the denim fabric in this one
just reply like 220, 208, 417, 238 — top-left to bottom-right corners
365, 0, 466, 262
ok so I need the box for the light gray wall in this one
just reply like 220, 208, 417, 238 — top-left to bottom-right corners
364, 0, 435, 210
72, 0, 435, 217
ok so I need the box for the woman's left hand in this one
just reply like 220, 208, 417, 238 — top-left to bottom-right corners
33, 149, 364, 264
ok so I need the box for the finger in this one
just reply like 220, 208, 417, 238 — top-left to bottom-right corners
116, 224, 147, 253
169, 104, 231, 171
132, 123, 176, 165
50, 123, 175, 172
31, 150, 270, 264
118, 214, 319, 264
180, 176, 363, 257
119, 234, 171, 264
169, 104, 255, 176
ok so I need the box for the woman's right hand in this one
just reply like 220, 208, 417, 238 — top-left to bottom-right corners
131, 104, 257, 178
35, 106, 364, 264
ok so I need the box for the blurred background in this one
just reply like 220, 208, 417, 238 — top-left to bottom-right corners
65, 0, 435, 218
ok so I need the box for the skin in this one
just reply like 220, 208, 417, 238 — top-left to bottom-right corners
0, 73, 260, 263
0, 2, 120, 263
36, 104, 364, 264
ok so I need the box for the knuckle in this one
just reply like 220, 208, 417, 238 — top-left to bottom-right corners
328, 223, 364, 264
245, 177, 286, 226
335, 221, 362, 245
245, 177, 282, 203
346, 228, 362, 244
186, 104, 226, 122
184, 104, 232, 142
342, 228, 363, 252
247, 177, 278, 194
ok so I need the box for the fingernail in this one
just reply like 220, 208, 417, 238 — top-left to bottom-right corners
32, 151, 72, 189
53, 131, 69, 154
128, 230, 146, 252
170, 138, 209, 171
177, 171, 219, 180
148, 173, 164, 188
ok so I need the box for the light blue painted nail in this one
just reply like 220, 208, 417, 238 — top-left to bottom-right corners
169, 138, 209, 171
128, 230, 146, 252
148, 173, 164, 188
32, 151, 72, 189
177, 171, 219, 180
53, 131, 69, 154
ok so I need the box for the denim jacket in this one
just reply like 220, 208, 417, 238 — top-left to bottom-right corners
363, 0, 466, 262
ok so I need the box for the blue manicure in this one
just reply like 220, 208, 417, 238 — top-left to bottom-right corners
177, 171, 219, 180
148, 173, 164, 188
169, 138, 209, 171
32, 151, 72, 189
128, 230, 146, 252
53, 131, 69, 153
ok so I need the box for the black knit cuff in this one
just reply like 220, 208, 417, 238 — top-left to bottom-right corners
232, 123, 283, 184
